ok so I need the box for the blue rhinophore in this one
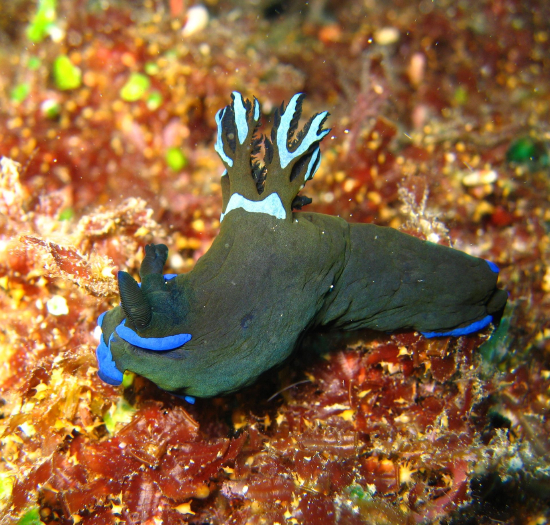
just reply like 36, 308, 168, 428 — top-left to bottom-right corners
115, 319, 192, 350
96, 333, 124, 385
485, 260, 500, 274
421, 314, 493, 338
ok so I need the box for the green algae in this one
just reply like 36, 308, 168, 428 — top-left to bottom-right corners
120, 73, 150, 102
26, 0, 57, 43
166, 147, 187, 171
506, 137, 548, 167
0, 472, 14, 506
144, 61, 160, 75
41, 99, 61, 119
10, 83, 30, 103
17, 508, 44, 525
58, 208, 74, 221
27, 56, 41, 70
103, 398, 136, 434
146, 90, 163, 110
453, 85, 468, 105
53, 56, 82, 91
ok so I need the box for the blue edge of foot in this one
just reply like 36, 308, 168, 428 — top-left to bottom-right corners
97, 265, 499, 397
95, 276, 195, 404
420, 314, 493, 339
421, 259, 498, 338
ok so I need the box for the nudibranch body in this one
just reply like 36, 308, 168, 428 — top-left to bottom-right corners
96, 93, 508, 398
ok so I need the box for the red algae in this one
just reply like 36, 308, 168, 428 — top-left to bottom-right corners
1, 0, 550, 524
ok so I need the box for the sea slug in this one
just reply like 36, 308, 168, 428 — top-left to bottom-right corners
95, 93, 507, 398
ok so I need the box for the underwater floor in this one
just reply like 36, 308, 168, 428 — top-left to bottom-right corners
0, 0, 549, 523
